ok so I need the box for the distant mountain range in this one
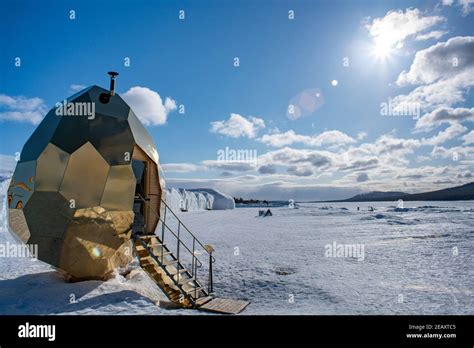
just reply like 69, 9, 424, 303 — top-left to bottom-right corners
324, 182, 474, 202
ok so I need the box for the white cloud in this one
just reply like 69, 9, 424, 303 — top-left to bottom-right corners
460, 0, 474, 14
415, 30, 448, 41
161, 163, 201, 173
122, 86, 177, 126
365, 8, 444, 50
431, 144, 474, 160
393, 77, 470, 115
356, 173, 370, 182
259, 129, 356, 147
210, 113, 265, 138
69, 84, 86, 93
0, 94, 47, 124
415, 107, 474, 131
371, 134, 422, 154
313, 130, 356, 146
393, 36, 474, 127
259, 130, 306, 147
397, 36, 474, 86
441, 0, 474, 15
202, 160, 256, 172
442, 0, 455, 5
166, 176, 363, 201
357, 131, 368, 140
168, 127, 473, 199
462, 130, 474, 144
421, 123, 468, 145
258, 147, 334, 169
287, 165, 313, 177
258, 164, 277, 174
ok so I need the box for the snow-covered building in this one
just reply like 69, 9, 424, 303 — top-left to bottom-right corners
166, 188, 235, 211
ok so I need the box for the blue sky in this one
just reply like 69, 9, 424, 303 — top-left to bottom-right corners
1, 0, 473, 200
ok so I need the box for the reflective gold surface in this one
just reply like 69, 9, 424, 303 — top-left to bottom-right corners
128, 110, 159, 163
23, 191, 74, 240
59, 142, 109, 208
60, 207, 133, 280
7, 85, 165, 280
100, 165, 135, 211
36, 143, 70, 192
8, 160, 36, 209
89, 114, 134, 165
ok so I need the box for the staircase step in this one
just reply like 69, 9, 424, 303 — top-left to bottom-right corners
163, 259, 179, 266
138, 235, 158, 240
170, 268, 188, 276
135, 242, 166, 249
195, 296, 213, 306
140, 259, 156, 267
177, 276, 194, 285
199, 298, 250, 314
137, 250, 149, 257
184, 286, 204, 294
142, 262, 157, 270
140, 248, 173, 257
141, 255, 179, 267
155, 250, 173, 256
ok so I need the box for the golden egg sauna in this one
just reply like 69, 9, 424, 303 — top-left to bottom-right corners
7, 72, 249, 314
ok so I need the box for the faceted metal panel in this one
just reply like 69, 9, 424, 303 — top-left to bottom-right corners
8, 160, 36, 209
59, 142, 109, 208
8, 209, 31, 243
20, 108, 61, 162
36, 143, 70, 192
89, 113, 134, 165
66, 86, 93, 102
100, 165, 135, 211
59, 207, 133, 280
50, 94, 91, 154
86, 85, 130, 119
23, 191, 74, 240
128, 109, 159, 163
28, 235, 64, 268
22, 191, 74, 267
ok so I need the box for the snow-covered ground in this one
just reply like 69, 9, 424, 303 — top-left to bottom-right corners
180, 202, 473, 314
0, 178, 472, 314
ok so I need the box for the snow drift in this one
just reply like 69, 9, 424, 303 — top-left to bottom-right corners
166, 188, 235, 211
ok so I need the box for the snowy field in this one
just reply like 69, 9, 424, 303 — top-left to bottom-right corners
0, 180, 472, 315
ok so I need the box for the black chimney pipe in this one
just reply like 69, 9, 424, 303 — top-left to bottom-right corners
108, 71, 119, 96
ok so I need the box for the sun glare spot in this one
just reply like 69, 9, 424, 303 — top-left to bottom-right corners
372, 41, 393, 61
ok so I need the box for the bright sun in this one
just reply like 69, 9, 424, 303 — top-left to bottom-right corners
371, 40, 394, 61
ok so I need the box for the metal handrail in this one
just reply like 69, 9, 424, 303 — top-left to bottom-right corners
133, 235, 200, 306
136, 193, 203, 267
135, 193, 214, 295
160, 198, 216, 263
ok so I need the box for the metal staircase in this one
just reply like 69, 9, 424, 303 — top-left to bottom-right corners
133, 194, 215, 308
